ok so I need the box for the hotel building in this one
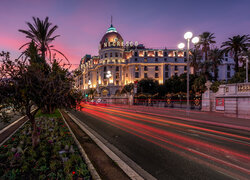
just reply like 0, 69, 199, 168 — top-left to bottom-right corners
74, 23, 235, 96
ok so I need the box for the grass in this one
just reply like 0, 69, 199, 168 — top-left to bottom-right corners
35, 109, 61, 118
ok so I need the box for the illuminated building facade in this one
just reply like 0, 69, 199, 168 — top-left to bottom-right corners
75, 23, 235, 96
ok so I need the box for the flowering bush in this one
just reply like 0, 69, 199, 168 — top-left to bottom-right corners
0, 110, 91, 180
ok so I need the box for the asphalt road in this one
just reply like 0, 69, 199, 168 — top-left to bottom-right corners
70, 104, 250, 180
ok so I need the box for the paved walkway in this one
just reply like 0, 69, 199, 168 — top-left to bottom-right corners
108, 104, 250, 131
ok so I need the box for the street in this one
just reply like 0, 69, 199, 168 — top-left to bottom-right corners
70, 104, 250, 180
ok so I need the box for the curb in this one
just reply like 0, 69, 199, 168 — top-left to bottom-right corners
59, 110, 101, 180
67, 111, 156, 180
0, 117, 28, 146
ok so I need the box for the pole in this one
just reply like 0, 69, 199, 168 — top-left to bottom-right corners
246, 58, 249, 83
187, 39, 190, 111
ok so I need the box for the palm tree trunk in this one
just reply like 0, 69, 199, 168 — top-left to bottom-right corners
234, 52, 239, 73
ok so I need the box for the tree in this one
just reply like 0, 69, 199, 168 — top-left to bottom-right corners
192, 75, 207, 93
190, 49, 202, 75
121, 83, 134, 94
18, 17, 67, 61
198, 32, 216, 61
0, 48, 81, 147
208, 48, 223, 81
221, 35, 250, 73
199, 60, 212, 81
137, 78, 159, 95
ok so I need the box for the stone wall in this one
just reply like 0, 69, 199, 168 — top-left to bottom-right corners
202, 82, 250, 119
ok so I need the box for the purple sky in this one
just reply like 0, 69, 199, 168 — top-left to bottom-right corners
0, 0, 249, 68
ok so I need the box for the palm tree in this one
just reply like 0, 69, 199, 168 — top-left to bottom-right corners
221, 35, 250, 73
199, 60, 212, 81
19, 17, 67, 61
190, 49, 202, 75
198, 32, 216, 61
208, 48, 223, 81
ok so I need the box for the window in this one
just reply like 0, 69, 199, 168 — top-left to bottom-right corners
225, 53, 228, 57
175, 66, 178, 71
165, 65, 168, 71
115, 59, 118, 63
144, 58, 147, 62
175, 58, 177, 62
155, 66, 159, 71
115, 52, 118, 57
116, 66, 119, 71
227, 72, 230, 78
155, 58, 158, 62
105, 60, 107, 64
175, 52, 177, 57
104, 80, 107, 85
184, 58, 187, 62
134, 52, 138, 56
225, 58, 228, 61
144, 66, 148, 71
116, 73, 119, 79
227, 65, 230, 71
135, 65, 139, 71
105, 53, 107, 58
120, 53, 122, 57
164, 58, 167, 62
135, 72, 139, 78
104, 66, 107, 72
184, 52, 187, 57
184, 66, 187, 71
165, 72, 169, 78
110, 53, 112, 57
103, 73, 107, 79
144, 52, 147, 57
116, 80, 119, 85
155, 52, 158, 57
135, 58, 138, 62
126, 73, 128, 77
144, 73, 148, 78
155, 73, 159, 78
164, 52, 168, 57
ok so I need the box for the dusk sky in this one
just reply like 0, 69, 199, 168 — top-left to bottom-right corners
0, 0, 249, 68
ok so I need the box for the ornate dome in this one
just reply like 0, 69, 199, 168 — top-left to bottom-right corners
100, 24, 124, 49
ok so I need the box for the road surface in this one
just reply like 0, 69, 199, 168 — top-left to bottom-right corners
70, 104, 250, 180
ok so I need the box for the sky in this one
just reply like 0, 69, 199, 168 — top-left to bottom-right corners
0, 0, 249, 68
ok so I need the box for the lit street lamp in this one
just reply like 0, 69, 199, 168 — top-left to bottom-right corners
106, 70, 112, 83
178, 32, 199, 111
88, 80, 91, 88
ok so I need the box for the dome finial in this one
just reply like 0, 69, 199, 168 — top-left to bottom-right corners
106, 16, 117, 33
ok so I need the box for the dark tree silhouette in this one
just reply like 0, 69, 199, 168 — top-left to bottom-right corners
221, 35, 250, 73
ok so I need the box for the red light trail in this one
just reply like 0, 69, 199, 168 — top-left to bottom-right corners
77, 104, 250, 179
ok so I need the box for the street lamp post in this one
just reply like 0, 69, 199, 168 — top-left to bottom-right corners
178, 32, 199, 112
246, 57, 249, 83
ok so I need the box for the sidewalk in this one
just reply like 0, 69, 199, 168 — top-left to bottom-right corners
108, 104, 250, 132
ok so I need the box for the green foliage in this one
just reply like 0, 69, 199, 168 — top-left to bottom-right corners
35, 109, 61, 118
137, 78, 159, 95
0, 116, 91, 179
121, 83, 134, 94
210, 81, 224, 93
228, 69, 250, 84
192, 75, 207, 93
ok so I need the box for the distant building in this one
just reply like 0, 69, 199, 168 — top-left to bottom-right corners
74, 23, 235, 96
